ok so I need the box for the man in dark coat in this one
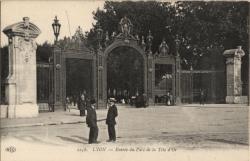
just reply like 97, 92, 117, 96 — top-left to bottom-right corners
78, 92, 86, 116
106, 98, 118, 142
199, 89, 205, 105
86, 99, 98, 144
142, 93, 147, 108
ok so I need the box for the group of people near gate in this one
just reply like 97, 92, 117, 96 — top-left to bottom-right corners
65, 87, 207, 144
66, 92, 118, 144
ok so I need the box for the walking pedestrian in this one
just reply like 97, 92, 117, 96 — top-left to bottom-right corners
106, 98, 118, 142
86, 98, 99, 144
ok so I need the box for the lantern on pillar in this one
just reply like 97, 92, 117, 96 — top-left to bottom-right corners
105, 31, 109, 47
96, 22, 103, 49
147, 30, 153, 53
52, 16, 61, 43
135, 34, 140, 44
141, 36, 146, 51
175, 35, 181, 56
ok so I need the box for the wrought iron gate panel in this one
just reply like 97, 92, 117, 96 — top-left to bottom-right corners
48, 59, 54, 111
214, 71, 226, 103
37, 63, 50, 103
180, 70, 225, 104
37, 62, 53, 111
192, 72, 212, 103
180, 71, 192, 103
65, 58, 94, 98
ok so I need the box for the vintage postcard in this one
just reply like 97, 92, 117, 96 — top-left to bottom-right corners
0, 0, 249, 161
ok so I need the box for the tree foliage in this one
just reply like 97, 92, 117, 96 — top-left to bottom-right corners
36, 42, 53, 63
107, 47, 144, 95
86, 1, 249, 71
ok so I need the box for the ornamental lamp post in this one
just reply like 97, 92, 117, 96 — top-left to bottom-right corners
175, 34, 181, 105
175, 35, 181, 56
52, 16, 61, 43
51, 16, 62, 112
147, 30, 153, 53
190, 64, 193, 103
96, 22, 103, 108
96, 23, 103, 49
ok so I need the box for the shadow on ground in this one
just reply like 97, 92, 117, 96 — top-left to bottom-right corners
56, 136, 88, 144
207, 139, 249, 146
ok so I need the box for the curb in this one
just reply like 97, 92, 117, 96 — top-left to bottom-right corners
1, 122, 45, 129
1, 118, 106, 129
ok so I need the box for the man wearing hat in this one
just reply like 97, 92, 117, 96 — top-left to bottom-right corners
86, 98, 99, 144
106, 98, 118, 142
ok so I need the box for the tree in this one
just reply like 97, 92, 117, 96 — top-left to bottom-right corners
174, 1, 249, 70
107, 47, 144, 96
36, 41, 53, 63
86, 1, 249, 72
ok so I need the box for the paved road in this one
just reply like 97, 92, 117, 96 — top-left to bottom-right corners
1, 105, 249, 161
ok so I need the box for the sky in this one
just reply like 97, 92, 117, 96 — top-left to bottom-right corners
1, 1, 105, 46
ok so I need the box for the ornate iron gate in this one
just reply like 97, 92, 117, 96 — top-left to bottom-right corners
37, 62, 52, 111
98, 17, 152, 108
51, 28, 96, 111
180, 71, 192, 103
180, 69, 225, 104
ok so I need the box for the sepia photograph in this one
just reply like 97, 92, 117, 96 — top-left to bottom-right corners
0, 1, 249, 161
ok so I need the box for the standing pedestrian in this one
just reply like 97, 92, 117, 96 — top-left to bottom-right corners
166, 92, 171, 106
86, 98, 99, 144
142, 93, 147, 108
169, 92, 173, 105
78, 91, 87, 116
200, 89, 205, 105
66, 96, 71, 112
73, 94, 77, 106
106, 98, 118, 142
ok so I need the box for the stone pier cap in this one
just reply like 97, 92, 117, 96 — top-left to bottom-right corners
3, 17, 41, 39
223, 46, 245, 58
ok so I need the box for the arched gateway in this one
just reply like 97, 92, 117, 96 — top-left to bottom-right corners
95, 16, 174, 108
97, 28, 149, 108
50, 16, 178, 110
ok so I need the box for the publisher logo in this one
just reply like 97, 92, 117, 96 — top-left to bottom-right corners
5, 146, 16, 153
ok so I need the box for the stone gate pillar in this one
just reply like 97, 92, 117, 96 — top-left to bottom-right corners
97, 48, 105, 109
52, 45, 64, 111
175, 54, 181, 105
3, 17, 41, 118
223, 46, 245, 103
147, 52, 154, 105
211, 65, 216, 103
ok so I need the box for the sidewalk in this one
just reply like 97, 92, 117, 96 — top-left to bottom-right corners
0, 108, 108, 129
1, 104, 248, 129
182, 103, 249, 108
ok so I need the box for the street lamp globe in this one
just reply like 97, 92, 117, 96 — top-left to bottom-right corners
52, 16, 61, 43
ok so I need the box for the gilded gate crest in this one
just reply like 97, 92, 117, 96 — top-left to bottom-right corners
116, 16, 136, 42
